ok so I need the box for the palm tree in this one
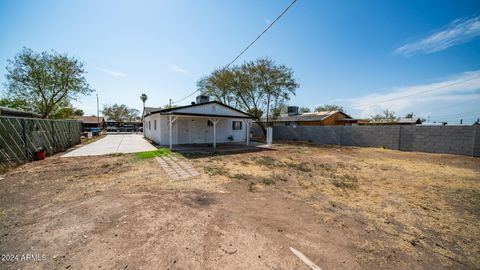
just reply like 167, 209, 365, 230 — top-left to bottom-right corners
140, 93, 148, 120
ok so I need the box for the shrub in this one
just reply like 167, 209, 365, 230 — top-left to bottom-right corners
231, 173, 251, 180
252, 156, 278, 167
331, 174, 358, 190
204, 165, 229, 176
283, 161, 311, 172
248, 182, 263, 192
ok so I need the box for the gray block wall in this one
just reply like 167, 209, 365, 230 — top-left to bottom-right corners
272, 124, 480, 157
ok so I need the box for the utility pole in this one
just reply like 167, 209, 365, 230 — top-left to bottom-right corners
96, 93, 100, 128
169, 99, 172, 108
460, 119, 463, 125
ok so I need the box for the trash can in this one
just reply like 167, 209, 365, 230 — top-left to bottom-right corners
35, 149, 46, 160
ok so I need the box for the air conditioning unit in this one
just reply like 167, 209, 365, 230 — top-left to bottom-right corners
287, 106, 299, 116
196, 95, 210, 104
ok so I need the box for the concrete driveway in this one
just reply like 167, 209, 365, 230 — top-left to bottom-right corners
62, 134, 156, 157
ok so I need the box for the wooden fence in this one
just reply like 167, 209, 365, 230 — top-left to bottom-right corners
0, 116, 81, 170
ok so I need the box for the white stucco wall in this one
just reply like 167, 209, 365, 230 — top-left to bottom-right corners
144, 114, 248, 145
144, 114, 163, 144
175, 117, 247, 144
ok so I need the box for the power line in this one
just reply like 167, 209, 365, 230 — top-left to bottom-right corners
351, 74, 480, 108
428, 110, 480, 118
225, 0, 299, 68
171, 89, 201, 105
172, 0, 299, 105
416, 97, 480, 116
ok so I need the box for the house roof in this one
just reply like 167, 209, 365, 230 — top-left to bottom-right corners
147, 101, 255, 119
0, 106, 41, 118
77, 116, 105, 124
398, 117, 422, 124
144, 107, 161, 115
269, 111, 352, 122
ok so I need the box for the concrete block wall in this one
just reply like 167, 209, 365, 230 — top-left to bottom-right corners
272, 124, 480, 157
472, 125, 480, 157
340, 126, 400, 149
399, 126, 477, 156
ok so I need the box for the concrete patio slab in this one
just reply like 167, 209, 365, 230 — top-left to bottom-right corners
62, 134, 156, 157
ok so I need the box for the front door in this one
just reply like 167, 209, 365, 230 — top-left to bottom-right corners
177, 119, 189, 144
190, 119, 207, 144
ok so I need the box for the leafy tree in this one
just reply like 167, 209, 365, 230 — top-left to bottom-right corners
371, 109, 398, 123
198, 57, 299, 134
102, 104, 140, 122
314, 104, 344, 112
3, 47, 94, 118
299, 106, 311, 113
197, 68, 238, 107
403, 113, 426, 123
74, 108, 84, 116
48, 100, 85, 119
0, 97, 30, 111
140, 93, 148, 119
271, 103, 288, 120
162, 104, 178, 110
252, 58, 298, 123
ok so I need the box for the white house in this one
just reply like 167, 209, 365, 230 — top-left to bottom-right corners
143, 96, 254, 149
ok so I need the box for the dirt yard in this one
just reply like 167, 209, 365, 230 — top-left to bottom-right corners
0, 142, 479, 269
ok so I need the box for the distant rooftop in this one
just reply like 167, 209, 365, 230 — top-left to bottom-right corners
267, 110, 352, 122
0, 106, 41, 118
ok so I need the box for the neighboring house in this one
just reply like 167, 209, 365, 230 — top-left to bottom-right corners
366, 117, 423, 125
397, 117, 422, 125
0, 106, 41, 118
268, 106, 367, 126
76, 116, 105, 131
143, 96, 254, 148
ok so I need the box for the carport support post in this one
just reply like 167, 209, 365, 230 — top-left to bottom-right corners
244, 119, 250, 145
169, 115, 177, 149
209, 118, 219, 148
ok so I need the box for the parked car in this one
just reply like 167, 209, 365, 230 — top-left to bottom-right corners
120, 125, 136, 132
106, 125, 120, 132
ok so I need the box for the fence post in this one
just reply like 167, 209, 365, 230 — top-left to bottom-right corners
21, 118, 29, 161
398, 126, 402, 150
51, 120, 55, 152
339, 126, 343, 146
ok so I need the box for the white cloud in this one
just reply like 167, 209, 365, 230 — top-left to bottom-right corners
169, 65, 188, 74
395, 15, 480, 56
99, 68, 127, 77
344, 71, 480, 118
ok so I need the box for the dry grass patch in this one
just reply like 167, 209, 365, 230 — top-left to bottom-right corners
199, 144, 480, 268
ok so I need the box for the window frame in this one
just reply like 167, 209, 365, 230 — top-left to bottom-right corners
232, 121, 242, 130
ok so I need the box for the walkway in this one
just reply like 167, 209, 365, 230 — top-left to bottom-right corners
62, 134, 156, 157
155, 155, 200, 180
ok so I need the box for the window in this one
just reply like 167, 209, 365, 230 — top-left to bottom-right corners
207, 120, 213, 126
154, 120, 157, 130
232, 121, 242, 130
148, 121, 151, 130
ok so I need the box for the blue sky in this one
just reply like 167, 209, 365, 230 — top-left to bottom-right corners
1, 0, 479, 123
